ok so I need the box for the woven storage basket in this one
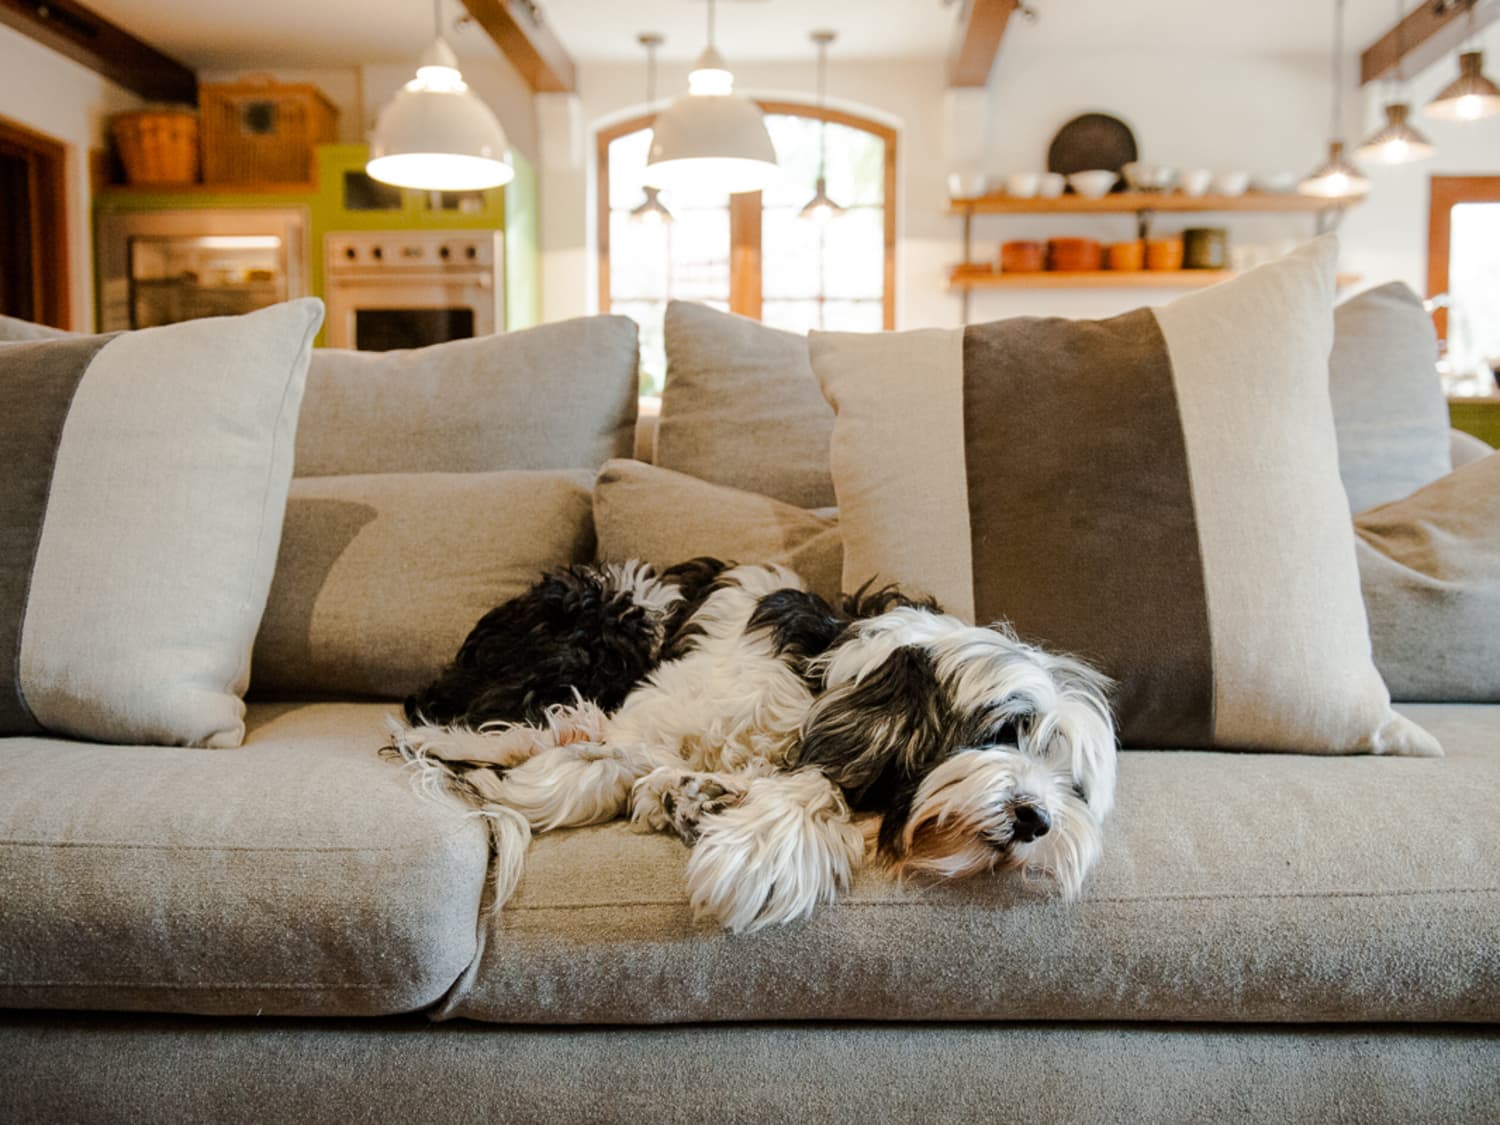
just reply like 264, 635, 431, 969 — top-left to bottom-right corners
200, 75, 338, 184
111, 110, 199, 185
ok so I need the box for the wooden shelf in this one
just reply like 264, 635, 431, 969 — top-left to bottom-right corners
949, 268, 1362, 292
97, 180, 317, 196
947, 191, 1357, 216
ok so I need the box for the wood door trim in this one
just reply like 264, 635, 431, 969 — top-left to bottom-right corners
1427, 174, 1500, 343
0, 114, 70, 330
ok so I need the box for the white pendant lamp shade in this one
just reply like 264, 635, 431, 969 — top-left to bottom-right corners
1425, 51, 1500, 121
641, 0, 779, 197
367, 37, 514, 191
1356, 102, 1435, 164
1298, 140, 1371, 198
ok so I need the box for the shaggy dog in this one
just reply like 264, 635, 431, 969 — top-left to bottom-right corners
391, 560, 1116, 932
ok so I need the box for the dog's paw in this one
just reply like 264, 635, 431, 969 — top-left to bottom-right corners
685, 770, 864, 933
629, 768, 749, 844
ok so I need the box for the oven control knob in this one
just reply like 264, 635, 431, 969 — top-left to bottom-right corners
465, 246, 478, 261
372, 246, 383, 261
439, 245, 451, 260
344, 246, 356, 260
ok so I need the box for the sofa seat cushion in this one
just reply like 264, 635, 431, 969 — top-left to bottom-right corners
440, 704, 1499, 1026
0, 703, 487, 1017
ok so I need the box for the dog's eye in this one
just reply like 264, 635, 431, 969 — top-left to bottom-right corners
1071, 782, 1088, 804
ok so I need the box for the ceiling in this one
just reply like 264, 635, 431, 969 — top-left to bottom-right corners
83, 0, 1440, 71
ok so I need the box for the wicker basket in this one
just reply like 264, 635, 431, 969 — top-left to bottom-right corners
111, 110, 199, 185
200, 75, 338, 185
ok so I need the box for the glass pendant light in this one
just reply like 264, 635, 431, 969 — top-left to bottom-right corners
367, 0, 514, 191
1356, 0, 1435, 164
800, 30, 845, 223
1299, 0, 1370, 198
630, 33, 674, 225
642, 0, 779, 195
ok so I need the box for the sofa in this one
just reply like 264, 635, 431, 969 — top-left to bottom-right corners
2, 280, 1499, 1123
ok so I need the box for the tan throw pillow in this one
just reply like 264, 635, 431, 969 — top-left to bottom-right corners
657, 301, 836, 508
593, 460, 843, 603
0, 300, 323, 747
295, 315, 640, 476
1357, 451, 1500, 701
251, 471, 594, 701
808, 237, 1438, 756
1330, 282, 1451, 513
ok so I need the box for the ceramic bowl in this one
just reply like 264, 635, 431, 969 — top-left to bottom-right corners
1212, 171, 1251, 197
1037, 172, 1066, 198
1179, 168, 1213, 197
1122, 162, 1176, 192
947, 171, 990, 200
1004, 172, 1041, 199
1067, 169, 1118, 199
1253, 171, 1297, 194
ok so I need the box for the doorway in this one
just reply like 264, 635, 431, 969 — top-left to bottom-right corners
0, 116, 70, 329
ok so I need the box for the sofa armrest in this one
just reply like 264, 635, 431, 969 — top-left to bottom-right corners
1451, 427, 1494, 469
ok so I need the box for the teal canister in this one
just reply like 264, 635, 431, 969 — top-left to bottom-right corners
1182, 227, 1228, 269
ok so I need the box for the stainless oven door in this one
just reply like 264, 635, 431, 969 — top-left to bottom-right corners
325, 272, 500, 350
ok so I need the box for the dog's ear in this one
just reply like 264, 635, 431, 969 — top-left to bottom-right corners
796, 645, 949, 805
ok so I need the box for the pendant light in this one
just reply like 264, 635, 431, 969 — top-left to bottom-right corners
799, 30, 845, 223
367, 0, 514, 191
630, 33, 673, 225
1299, 0, 1370, 198
1425, 0, 1500, 122
642, 0, 779, 195
1356, 0, 1435, 163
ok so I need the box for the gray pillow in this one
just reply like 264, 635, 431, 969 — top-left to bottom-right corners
296, 316, 639, 476
1331, 282, 1451, 513
593, 459, 843, 603
251, 470, 595, 701
0, 314, 71, 341
657, 301, 836, 508
1356, 451, 1500, 702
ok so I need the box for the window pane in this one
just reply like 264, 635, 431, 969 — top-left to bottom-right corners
762, 115, 822, 209
610, 298, 667, 396
823, 207, 886, 300
821, 299, 884, 332
609, 211, 670, 301
667, 207, 731, 301
1449, 202, 1500, 366
761, 207, 822, 300
608, 130, 653, 210
827, 124, 886, 208
762, 300, 820, 334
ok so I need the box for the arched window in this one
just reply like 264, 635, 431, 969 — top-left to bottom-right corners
599, 102, 896, 393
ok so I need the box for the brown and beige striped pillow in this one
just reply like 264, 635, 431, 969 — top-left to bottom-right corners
809, 237, 1438, 755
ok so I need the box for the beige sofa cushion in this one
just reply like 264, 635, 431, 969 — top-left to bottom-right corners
593, 459, 843, 602
251, 470, 595, 701
0, 703, 487, 1016
657, 301, 836, 507
439, 703, 1498, 1026
295, 315, 639, 476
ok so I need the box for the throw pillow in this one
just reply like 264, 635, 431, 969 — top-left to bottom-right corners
657, 301, 836, 508
0, 314, 71, 342
1330, 282, 1451, 513
1356, 451, 1500, 701
593, 459, 843, 602
251, 471, 595, 701
808, 237, 1438, 756
0, 299, 324, 747
294, 315, 639, 476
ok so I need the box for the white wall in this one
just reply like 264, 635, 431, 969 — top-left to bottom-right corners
0, 22, 141, 330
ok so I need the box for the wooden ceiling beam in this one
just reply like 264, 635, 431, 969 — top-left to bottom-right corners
0, 0, 195, 103
948, 0, 1018, 88
1361, 0, 1500, 86
459, 0, 576, 94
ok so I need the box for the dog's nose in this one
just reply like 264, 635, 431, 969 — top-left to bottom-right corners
1010, 803, 1051, 842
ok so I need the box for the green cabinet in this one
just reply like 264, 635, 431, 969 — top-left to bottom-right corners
1449, 398, 1500, 450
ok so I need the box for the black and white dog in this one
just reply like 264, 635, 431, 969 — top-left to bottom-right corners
391, 559, 1116, 932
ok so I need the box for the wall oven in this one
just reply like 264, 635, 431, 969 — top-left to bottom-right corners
97, 208, 309, 332
324, 231, 504, 350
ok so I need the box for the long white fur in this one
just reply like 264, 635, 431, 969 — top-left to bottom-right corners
393, 565, 1117, 933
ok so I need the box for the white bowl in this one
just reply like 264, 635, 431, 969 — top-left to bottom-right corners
1253, 171, 1297, 194
1212, 171, 1250, 197
947, 171, 989, 199
1004, 172, 1041, 199
1067, 169, 1118, 199
1179, 168, 1213, 197
1037, 172, 1066, 198
1122, 162, 1176, 192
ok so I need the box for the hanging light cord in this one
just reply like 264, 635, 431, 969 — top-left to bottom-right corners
433, 0, 443, 42
706, 0, 716, 50
646, 38, 657, 104
1331, 0, 1346, 140
1393, 0, 1406, 88
817, 37, 829, 179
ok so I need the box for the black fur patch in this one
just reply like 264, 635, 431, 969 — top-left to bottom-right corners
657, 557, 736, 663
747, 588, 844, 686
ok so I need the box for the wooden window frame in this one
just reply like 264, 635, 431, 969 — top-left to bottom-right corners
597, 101, 897, 330
0, 114, 70, 330
1427, 174, 1500, 344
